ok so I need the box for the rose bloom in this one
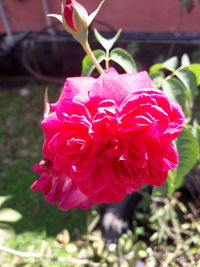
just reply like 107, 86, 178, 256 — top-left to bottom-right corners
31, 158, 93, 210
32, 68, 184, 208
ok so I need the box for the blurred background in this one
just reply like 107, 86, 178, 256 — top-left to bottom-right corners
0, 0, 200, 86
0, 0, 200, 266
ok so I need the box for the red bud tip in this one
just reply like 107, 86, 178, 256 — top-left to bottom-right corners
64, 1, 76, 31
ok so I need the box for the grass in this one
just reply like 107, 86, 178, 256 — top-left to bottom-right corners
0, 85, 90, 248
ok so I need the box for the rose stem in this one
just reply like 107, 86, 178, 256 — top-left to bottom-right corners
82, 40, 105, 75
105, 50, 109, 70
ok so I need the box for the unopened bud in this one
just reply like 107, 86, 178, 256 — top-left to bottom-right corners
63, 0, 89, 33
48, 0, 105, 44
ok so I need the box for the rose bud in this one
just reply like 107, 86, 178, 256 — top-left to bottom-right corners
63, 0, 88, 33
48, 0, 104, 43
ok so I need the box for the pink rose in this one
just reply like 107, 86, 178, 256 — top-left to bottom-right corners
31, 158, 93, 210
32, 68, 184, 205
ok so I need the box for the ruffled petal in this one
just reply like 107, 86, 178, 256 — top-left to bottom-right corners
31, 159, 93, 210
33, 68, 185, 206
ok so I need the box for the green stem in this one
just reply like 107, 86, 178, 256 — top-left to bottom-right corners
158, 65, 185, 88
82, 40, 105, 75
105, 50, 110, 70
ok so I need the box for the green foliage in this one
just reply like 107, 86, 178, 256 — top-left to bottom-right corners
81, 29, 137, 75
0, 195, 22, 239
126, 41, 140, 55
132, 194, 200, 266
0, 196, 11, 207
176, 67, 197, 102
150, 56, 178, 74
181, 53, 190, 66
0, 208, 22, 223
94, 28, 122, 53
155, 127, 199, 196
150, 54, 200, 195
159, 58, 199, 118
173, 127, 199, 189
162, 77, 187, 113
188, 64, 200, 85
162, 56, 179, 71
148, 195, 200, 265
1, 194, 200, 266
81, 49, 106, 76
192, 122, 200, 161
110, 48, 137, 73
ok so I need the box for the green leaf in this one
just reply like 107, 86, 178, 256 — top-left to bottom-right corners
0, 223, 15, 238
81, 50, 105, 76
162, 78, 186, 110
193, 124, 200, 144
149, 64, 165, 76
150, 72, 164, 88
174, 127, 199, 189
176, 67, 197, 102
166, 169, 177, 195
153, 169, 176, 196
94, 29, 122, 52
126, 41, 139, 55
157, 127, 199, 196
149, 56, 178, 76
109, 48, 137, 73
0, 196, 11, 207
192, 122, 200, 160
181, 54, 190, 67
188, 64, 200, 85
153, 180, 169, 196
88, 0, 105, 26
0, 208, 22, 222
162, 56, 178, 71
47, 14, 62, 23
